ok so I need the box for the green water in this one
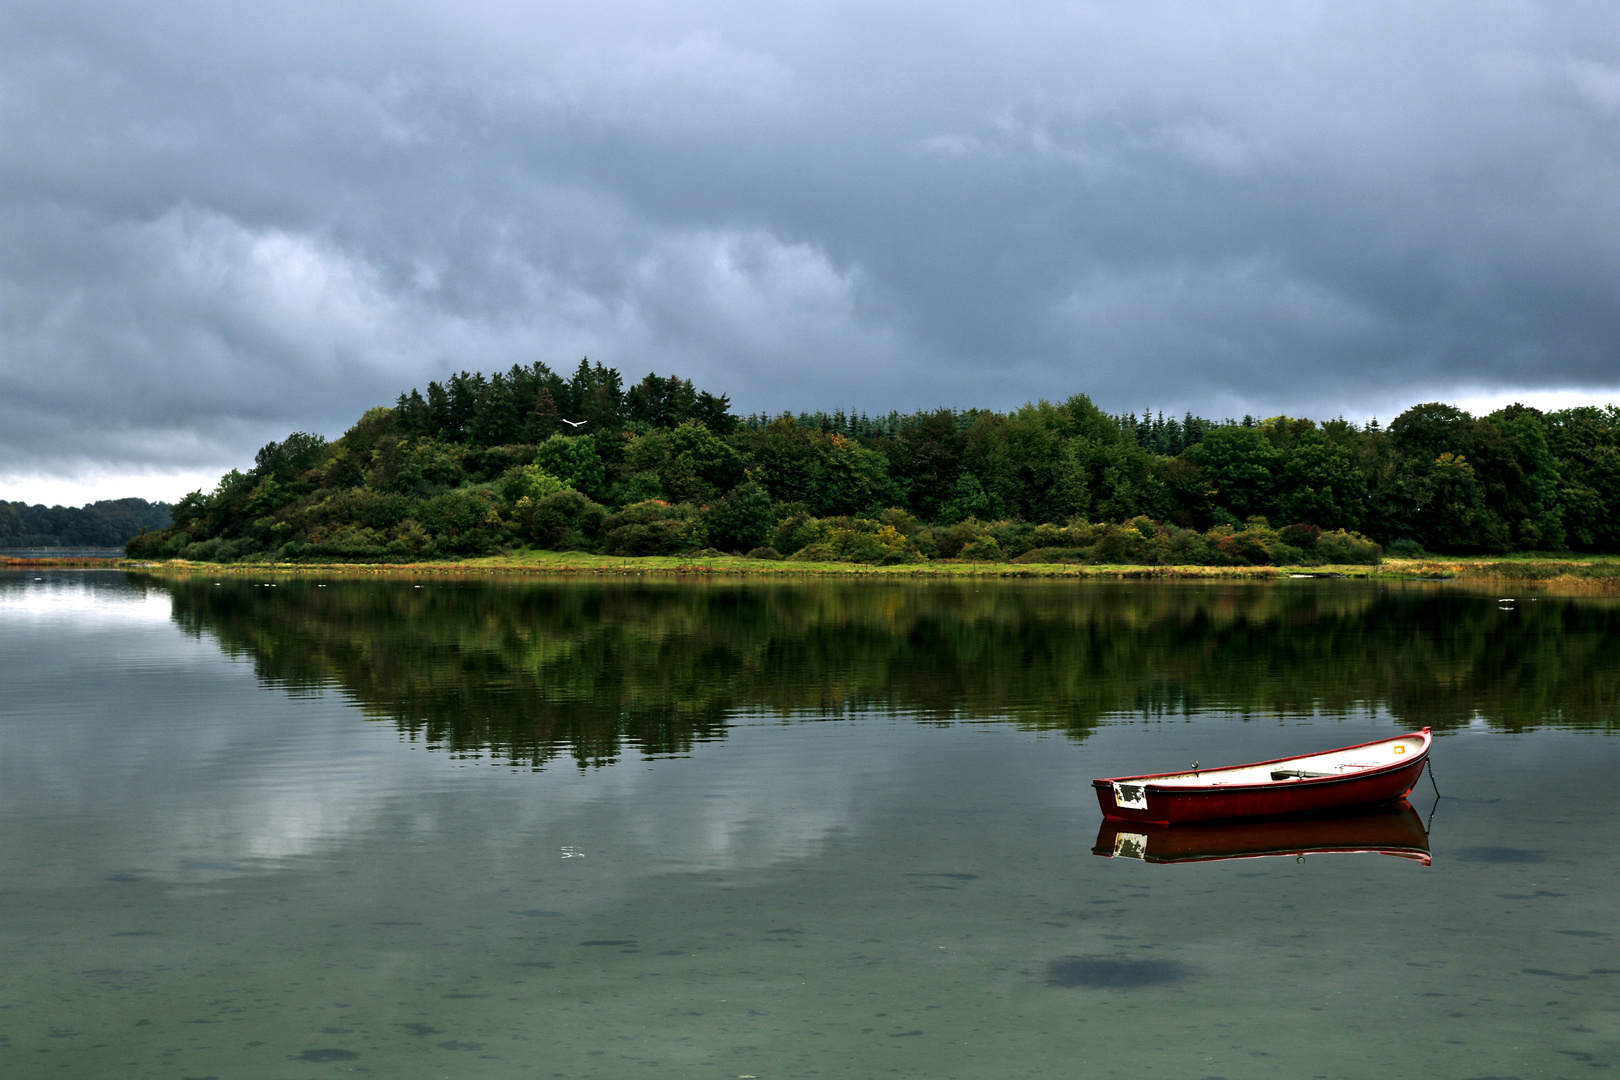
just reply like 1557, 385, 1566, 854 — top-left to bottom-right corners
2, 572, 1617, 1078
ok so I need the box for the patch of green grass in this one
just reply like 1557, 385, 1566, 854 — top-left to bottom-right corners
102, 550, 1620, 590
119, 550, 1330, 580
1373, 556, 1620, 587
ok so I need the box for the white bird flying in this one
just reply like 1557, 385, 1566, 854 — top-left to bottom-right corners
561, 419, 586, 427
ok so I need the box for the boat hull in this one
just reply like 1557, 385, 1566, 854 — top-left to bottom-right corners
1092, 731, 1431, 825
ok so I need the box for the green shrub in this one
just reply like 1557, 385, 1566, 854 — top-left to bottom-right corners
535, 435, 606, 499
875, 508, 922, 536
1385, 537, 1426, 558
500, 464, 569, 507
939, 516, 1386, 568
385, 519, 435, 558
304, 488, 413, 532
789, 542, 837, 562
517, 489, 607, 550
986, 521, 1037, 558
1233, 530, 1273, 564
703, 481, 773, 552
1270, 543, 1310, 566
1167, 529, 1214, 563
1029, 522, 1094, 549
1278, 523, 1322, 549
1010, 547, 1089, 564
1204, 528, 1252, 565
295, 526, 392, 562
179, 537, 222, 561
1089, 523, 1137, 563
959, 534, 1004, 561
125, 530, 164, 558
215, 538, 262, 561
600, 501, 706, 556
771, 511, 830, 556
779, 518, 920, 564
464, 444, 537, 483
412, 488, 509, 554
832, 529, 887, 563
369, 438, 465, 495
1316, 529, 1383, 564
608, 471, 664, 507
924, 519, 985, 559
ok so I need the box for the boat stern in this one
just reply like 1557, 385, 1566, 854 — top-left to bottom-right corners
1093, 778, 1171, 824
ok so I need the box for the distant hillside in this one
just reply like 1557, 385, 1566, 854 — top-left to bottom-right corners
0, 498, 172, 548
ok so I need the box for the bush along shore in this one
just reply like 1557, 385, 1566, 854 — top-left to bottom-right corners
125, 360, 1620, 569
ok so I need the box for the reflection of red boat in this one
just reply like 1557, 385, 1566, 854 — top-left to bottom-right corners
1093, 729, 1432, 824
1092, 802, 1431, 865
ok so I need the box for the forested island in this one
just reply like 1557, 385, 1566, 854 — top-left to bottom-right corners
3, 498, 170, 548
125, 360, 1620, 566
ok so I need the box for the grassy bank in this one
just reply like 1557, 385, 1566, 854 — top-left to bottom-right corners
23, 549, 1613, 588
1372, 555, 1620, 588
111, 551, 1298, 579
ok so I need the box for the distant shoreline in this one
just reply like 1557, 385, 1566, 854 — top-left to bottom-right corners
13, 552, 1620, 589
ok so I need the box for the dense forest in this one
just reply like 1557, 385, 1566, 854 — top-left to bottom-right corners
127, 358, 1620, 565
2, 498, 171, 548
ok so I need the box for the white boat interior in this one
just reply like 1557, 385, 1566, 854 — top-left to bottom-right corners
1137, 733, 1427, 788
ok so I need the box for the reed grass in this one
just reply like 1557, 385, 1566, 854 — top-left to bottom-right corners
22, 550, 1620, 591
111, 551, 1348, 580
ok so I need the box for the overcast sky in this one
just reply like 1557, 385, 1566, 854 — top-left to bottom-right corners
3, 1, 1617, 504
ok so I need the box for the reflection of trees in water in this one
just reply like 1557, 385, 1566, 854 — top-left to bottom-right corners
158, 577, 1620, 769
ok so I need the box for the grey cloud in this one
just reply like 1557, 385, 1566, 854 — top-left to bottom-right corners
3, 0, 1616, 485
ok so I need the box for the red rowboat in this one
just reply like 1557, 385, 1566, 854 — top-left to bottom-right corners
1092, 802, 1431, 865
1092, 728, 1432, 825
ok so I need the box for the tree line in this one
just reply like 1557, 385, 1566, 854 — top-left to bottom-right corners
3, 498, 171, 548
126, 358, 1620, 565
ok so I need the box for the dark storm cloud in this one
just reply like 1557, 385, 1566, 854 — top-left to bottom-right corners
3, 0, 1616, 489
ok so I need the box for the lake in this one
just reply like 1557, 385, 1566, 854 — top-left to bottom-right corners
2, 570, 1617, 1078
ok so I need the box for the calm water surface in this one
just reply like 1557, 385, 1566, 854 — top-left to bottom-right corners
2, 571, 1617, 1079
